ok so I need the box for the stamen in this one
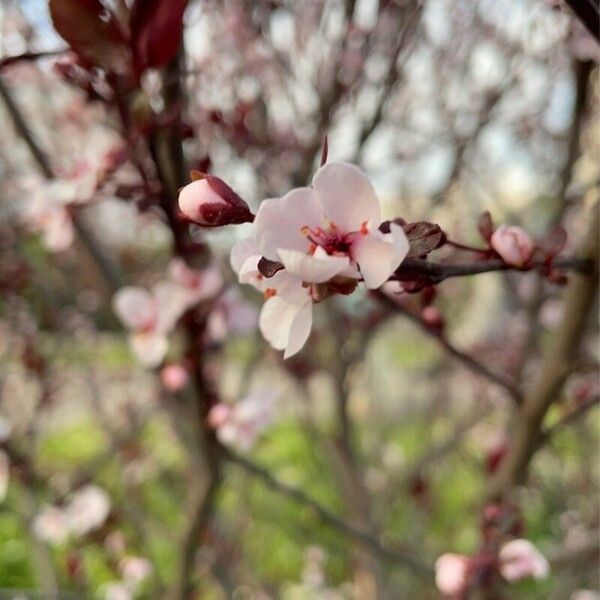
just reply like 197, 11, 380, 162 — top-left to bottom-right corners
308, 243, 317, 255
263, 288, 277, 299
301, 226, 310, 236
360, 221, 369, 235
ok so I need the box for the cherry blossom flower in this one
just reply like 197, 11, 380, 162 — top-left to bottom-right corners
231, 236, 313, 358
435, 553, 470, 596
65, 485, 111, 536
32, 505, 70, 546
178, 173, 253, 226
253, 162, 410, 289
499, 539, 549, 582
207, 389, 278, 451
113, 284, 190, 367
206, 287, 258, 342
160, 363, 190, 392
119, 556, 153, 587
167, 258, 223, 306
490, 225, 534, 267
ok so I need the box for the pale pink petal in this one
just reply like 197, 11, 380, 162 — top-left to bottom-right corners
113, 287, 157, 331
490, 225, 534, 267
230, 237, 261, 274
277, 247, 348, 283
351, 230, 403, 289
254, 188, 325, 260
130, 331, 168, 367
499, 539, 549, 582
268, 271, 310, 305
43, 207, 75, 252
259, 295, 312, 357
312, 162, 381, 232
435, 554, 469, 596
238, 255, 263, 287
152, 282, 190, 332
284, 300, 313, 359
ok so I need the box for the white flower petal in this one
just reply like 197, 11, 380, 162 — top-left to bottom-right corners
130, 331, 168, 367
113, 287, 157, 330
259, 296, 312, 357
254, 188, 325, 260
312, 162, 380, 232
230, 237, 260, 274
277, 248, 348, 283
351, 229, 403, 289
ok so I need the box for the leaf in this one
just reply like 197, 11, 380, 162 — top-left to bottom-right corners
403, 222, 444, 258
257, 257, 284, 278
130, 0, 186, 74
49, 0, 129, 73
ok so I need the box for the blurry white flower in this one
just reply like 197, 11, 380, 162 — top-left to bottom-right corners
119, 556, 153, 587
160, 363, 190, 392
435, 553, 470, 596
167, 258, 222, 306
103, 582, 132, 600
65, 485, 111, 536
206, 287, 258, 342
208, 389, 278, 451
32, 505, 69, 546
499, 539, 549, 582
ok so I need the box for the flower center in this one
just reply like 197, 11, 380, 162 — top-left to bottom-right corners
301, 221, 368, 256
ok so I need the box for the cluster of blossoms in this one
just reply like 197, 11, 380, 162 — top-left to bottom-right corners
207, 388, 278, 451
181, 162, 410, 358
23, 144, 127, 252
102, 551, 153, 600
32, 485, 111, 545
113, 259, 222, 367
435, 539, 549, 597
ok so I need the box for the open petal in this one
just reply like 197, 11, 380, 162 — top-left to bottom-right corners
230, 237, 260, 274
153, 282, 190, 332
351, 232, 396, 289
277, 247, 348, 283
312, 162, 381, 232
259, 296, 312, 357
389, 223, 411, 268
130, 331, 168, 367
254, 188, 325, 260
284, 300, 313, 358
113, 287, 157, 330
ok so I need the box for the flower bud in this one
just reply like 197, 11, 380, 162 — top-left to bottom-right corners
160, 363, 190, 392
490, 225, 534, 267
178, 174, 254, 227
499, 539, 549, 582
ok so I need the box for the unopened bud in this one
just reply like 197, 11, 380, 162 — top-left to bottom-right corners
490, 225, 534, 267
178, 174, 254, 227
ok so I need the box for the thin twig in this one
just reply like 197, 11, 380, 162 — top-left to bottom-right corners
221, 446, 434, 579
540, 395, 599, 442
373, 290, 523, 403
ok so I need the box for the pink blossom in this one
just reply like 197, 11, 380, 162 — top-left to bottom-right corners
167, 258, 223, 306
178, 174, 253, 226
119, 556, 153, 586
231, 236, 313, 358
206, 287, 258, 342
435, 553, 470, 596
208, 389, 278, 451
103, 582, 132, 600
160, 363, 190, 392
32, 505, 70, 546
253, 162, 409, 289
499, 539, 549, 582
65, 485, 111, 536
490, 225, 534, 267
113, 284, 190, 367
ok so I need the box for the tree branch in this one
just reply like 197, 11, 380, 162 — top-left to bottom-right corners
221, 446, 434, 579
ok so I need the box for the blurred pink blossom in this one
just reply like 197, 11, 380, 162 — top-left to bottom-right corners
119, 556, 153, 586
490, 225, 534, 267
499, 539, 549, 582
160, 363, 190, 392
206, 287, 258, 342
32, 505, 70, 546
435, 553, 470, 596
65, 485, 111, 536
167, 258, 222, 306
208, 389, 278, 451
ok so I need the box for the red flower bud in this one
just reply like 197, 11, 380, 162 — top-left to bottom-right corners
178, 173, 254, 227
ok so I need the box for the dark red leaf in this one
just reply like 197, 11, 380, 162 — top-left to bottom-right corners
130, 0, 186, 74
403, 222, 444, 258
49, 0, 129, 73
477, 211, 494, 243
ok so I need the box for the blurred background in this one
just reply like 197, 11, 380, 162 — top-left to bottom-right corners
0, 0, 598, 598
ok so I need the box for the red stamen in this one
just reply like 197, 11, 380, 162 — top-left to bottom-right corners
263, 288, 277, 299
360, 221, 369, 235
